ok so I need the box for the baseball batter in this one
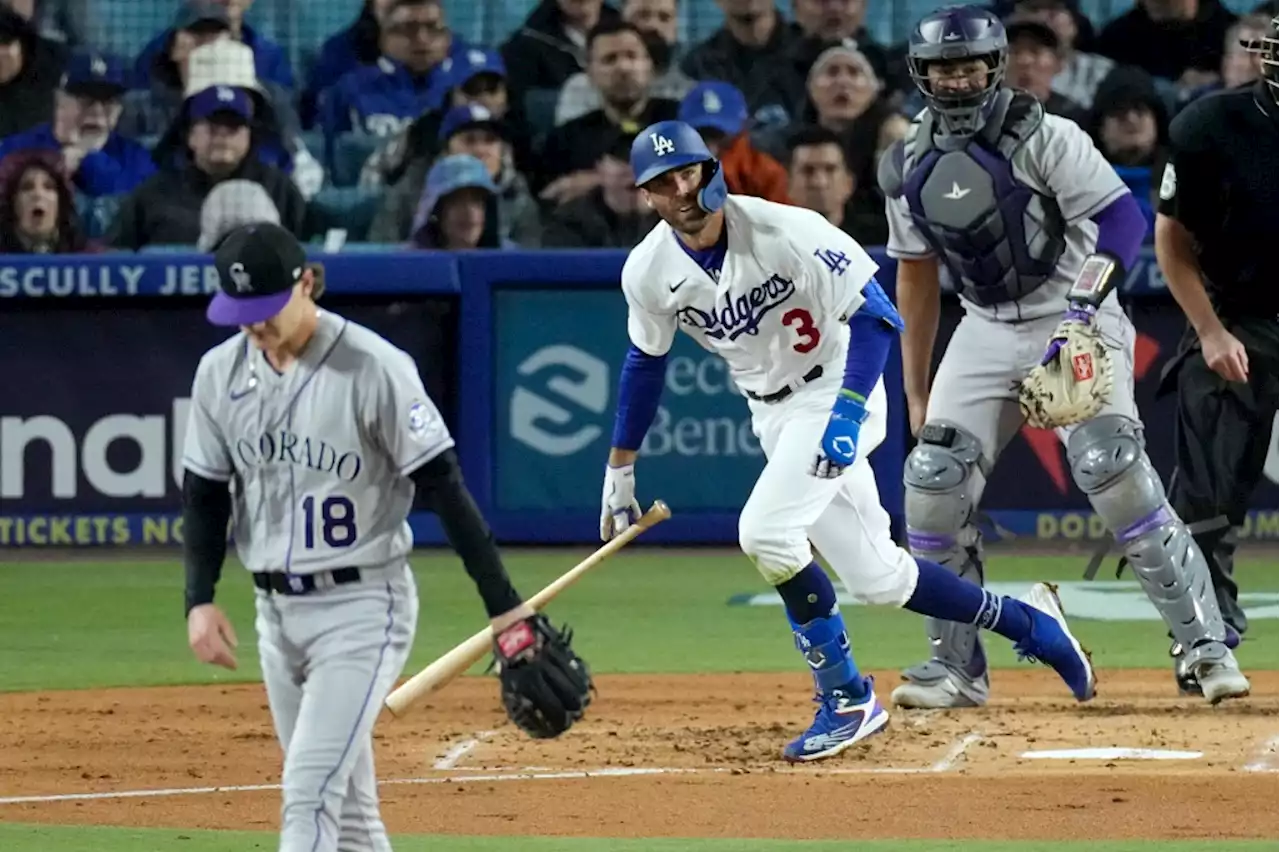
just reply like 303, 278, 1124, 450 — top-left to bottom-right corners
879, 5, 1250, 711
600, 119, 1095, 764
181, 224, 592, 852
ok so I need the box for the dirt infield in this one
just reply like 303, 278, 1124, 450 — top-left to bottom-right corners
1, 669, 1276, 841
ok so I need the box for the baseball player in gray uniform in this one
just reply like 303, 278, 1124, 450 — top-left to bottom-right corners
879, 6, 1250, 710
181, 223, 592, 852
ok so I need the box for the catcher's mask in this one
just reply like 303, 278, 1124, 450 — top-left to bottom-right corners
907, 5, 1009, 137
1243, 15, 1279, 106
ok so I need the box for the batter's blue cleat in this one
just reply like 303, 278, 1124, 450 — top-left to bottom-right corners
782, 676, 890, 763
1013, 583, 1097, 701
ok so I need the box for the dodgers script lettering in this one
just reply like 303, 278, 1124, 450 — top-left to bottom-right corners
678, 275, 797, 341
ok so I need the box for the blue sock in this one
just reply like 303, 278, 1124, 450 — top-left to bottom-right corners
777, 562, 866, 698
905, 558, 1033, 642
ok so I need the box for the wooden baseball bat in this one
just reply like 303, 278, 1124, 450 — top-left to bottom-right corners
383, 500, 672, 717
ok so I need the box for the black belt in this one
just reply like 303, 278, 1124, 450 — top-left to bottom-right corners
253, 567, 362, 596
745, 365, 824, 404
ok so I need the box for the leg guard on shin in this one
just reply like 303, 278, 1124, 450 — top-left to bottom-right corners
899, 422, 990, 706
1068, 416, 1230, 656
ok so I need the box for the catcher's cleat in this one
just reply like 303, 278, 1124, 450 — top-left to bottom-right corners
891, 661, 990, 709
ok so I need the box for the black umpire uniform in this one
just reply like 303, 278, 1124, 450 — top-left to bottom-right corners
1153, 24, 1280, 638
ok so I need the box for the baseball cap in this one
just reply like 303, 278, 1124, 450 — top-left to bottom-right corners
173, 0, 231, 31
444, 46, 507, 90
1006, 20, 1061, 50
61, 51, 127, 99
208, 223, 307, 326
678, 81, 749, 137
188, 85, 253, 123
438, 104, 504, 143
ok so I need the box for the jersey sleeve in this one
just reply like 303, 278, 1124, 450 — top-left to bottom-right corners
1156, 105, 1220, 229
368, 351, 455, 476
621, 250, 678, 357
794, 211, 880, 321
1026, 115, 1128, 224
181, 354, 233, 483
884, 195, 935, 259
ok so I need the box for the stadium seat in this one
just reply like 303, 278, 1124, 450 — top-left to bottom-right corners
330, 133, 383, 188
309, 186, 383, 242
76, 194, 123, 241
140, 244, 198, 254
87, 0, 173, 62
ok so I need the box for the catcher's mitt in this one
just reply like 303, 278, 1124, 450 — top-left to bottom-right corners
1018, 315, 1114, 429
492, 614, 592, 739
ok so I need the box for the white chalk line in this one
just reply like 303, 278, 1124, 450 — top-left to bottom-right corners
432, 731, 495, 770
929, 731, 984, 773
1243, 734, 1279, 773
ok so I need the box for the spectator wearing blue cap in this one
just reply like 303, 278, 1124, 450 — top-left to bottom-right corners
501, 0, 623, 106
370, 103, 540, 246
0, 2, 66, 138
555, 0, 693, 126
0, 51, 155, 197
537, 20, 678, 205
133, 0, 293, 93
541, 133, 655, 248
317, 0, 459, 149
302, 0, 393, 128
410, 153, 510, 250
677, 80, 790, 204
108, 85, 306, 249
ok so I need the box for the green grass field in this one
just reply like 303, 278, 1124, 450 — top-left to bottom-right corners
1, 549, 1276, 850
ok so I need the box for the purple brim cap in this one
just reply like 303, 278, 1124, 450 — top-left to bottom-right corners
206, 288, 293, 326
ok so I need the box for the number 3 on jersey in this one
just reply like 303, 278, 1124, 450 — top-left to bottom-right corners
782, 308, 820, 353
302, 495, 357, 548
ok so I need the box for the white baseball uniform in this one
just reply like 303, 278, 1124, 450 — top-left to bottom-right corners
623, 194, 918, 602
184, 309, 453, 852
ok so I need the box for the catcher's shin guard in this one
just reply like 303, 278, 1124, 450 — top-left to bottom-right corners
897, 422, 990, 708
1068, 416, 1249, 702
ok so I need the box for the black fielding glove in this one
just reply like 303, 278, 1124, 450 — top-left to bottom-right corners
492, 614, 593, 739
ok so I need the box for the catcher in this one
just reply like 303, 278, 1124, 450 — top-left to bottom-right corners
877, 5, 1249, 710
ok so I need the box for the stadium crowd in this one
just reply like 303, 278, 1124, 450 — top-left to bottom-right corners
0, 0, 1272, 255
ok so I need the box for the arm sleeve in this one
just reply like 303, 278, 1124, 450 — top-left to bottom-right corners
1156, 107, 1220, 232
841, 278, 902, 402
409, 449, 524, 618
797, 213, 881, 322
182, 470, 231, 616
181, 356, 233, 483
1027, 115, 1128, 224
368, 351, 456, 477
610, 344, 667, 451
1089, 192, 1147, 270
884, 195, 935, 260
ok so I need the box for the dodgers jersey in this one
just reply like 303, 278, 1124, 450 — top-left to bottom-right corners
182, 310, 454, 575
885, 113, 1128, 322
623, 195, 879, 397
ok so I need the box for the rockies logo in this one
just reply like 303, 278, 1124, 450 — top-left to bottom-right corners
229, 262, 253, 293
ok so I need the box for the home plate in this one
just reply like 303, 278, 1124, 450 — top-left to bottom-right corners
1020, 747, 1203, 761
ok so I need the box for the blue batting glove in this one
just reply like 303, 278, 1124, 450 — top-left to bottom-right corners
810, 390, 868, 479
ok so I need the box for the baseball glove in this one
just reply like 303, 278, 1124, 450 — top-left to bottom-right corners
492, 614, 593, 739
1018, 313, 1114, 429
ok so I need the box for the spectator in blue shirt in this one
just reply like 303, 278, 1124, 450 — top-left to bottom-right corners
133, 0, 293, 92
318, 0, 456, 145
0, 51, 155, 197
301, 0, 392, 128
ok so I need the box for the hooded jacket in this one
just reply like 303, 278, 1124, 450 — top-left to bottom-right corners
302, 0, 384, 128
0, 6, 67, 139
0, 148, 92, 253
500, 0, 623, 101
410, 154, 508, 250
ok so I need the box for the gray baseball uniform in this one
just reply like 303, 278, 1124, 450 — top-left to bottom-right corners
183, 309, 452, 852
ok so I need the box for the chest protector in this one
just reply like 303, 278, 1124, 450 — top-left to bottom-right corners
879, 90, 1066, 307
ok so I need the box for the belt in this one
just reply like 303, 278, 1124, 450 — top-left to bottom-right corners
745, 365, 824, 404
253, 567, 362, 596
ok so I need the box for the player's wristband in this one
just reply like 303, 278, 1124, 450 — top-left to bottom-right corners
1067, 252, 1123, 310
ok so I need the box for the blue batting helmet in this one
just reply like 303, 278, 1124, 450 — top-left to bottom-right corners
629, 120, 728, 214
907, 5, 1008, 136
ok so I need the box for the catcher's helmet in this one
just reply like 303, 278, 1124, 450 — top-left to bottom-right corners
907, 4, 1008, 136
629, 120, 728, 214
1243, 15, 1279, 106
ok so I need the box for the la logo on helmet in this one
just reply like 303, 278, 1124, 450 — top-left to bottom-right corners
650, 133, 674, 156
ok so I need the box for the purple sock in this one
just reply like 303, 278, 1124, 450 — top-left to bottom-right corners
905, 558, 1033, 642
776, 561, 837, 624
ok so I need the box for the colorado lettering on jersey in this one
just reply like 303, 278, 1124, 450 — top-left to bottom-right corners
678, 274, 796, 341
234, 429, 363, 482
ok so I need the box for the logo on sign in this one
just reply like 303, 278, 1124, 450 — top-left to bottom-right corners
510, 345, 608, 457
1071, 353, 1094, 382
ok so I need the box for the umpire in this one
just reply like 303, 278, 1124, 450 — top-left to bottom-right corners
1153, 15, 1279, 647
